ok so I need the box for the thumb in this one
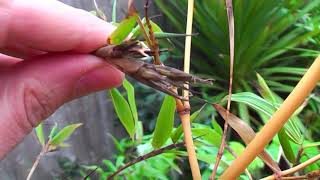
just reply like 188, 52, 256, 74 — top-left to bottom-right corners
0, 53, 123, 158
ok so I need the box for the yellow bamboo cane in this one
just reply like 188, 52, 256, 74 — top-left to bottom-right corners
220, 55, 320, 179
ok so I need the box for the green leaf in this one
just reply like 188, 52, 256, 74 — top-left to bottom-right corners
171, 105, 205, 143
109, 88, 135, 139
192, 125, 222, 147
132, 18, 165, 40
230, 92, 303, 144
211, 115, 223, 135
303, 142, 320, 149
256, 73, 277, 103
108, 14, 138, 45
50, 123, 82, 146
123, 79, 138, 125
35, 123, 45, 146
135, 120, 144, 143
256, 73, 301, 161
49, 123, 58, 140
103, 160, 117, 172
152, 96, 176, 148
278, 129, 296, 163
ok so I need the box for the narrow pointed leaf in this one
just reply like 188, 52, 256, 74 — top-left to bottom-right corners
49, 123, 58, 140
109, 88, 135, 139
123, 79, 138, 124
213, 104, 281, 172
256, 73, 298, 162
278, 129, 296, 163
50, 123, 82, 146
230, 92, 303, 144
152, 95, 176, 148
108, 14, 138, 45
35, 123, 45, 146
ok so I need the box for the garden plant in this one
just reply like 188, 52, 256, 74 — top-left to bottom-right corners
29, 0, 320, 179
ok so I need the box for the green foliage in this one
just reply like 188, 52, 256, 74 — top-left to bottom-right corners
152, 95, 176, 148
84, 136, 181, 180
108, 14, 138, 45
154, 0, 320, 94
50, 123, 82, 146
109, 88, 136, 139
35, 123, 45, 146
96, 1, 320, 179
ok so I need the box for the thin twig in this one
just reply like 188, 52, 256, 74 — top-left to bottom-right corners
82, 167, 98, 180
106, 142, 185, 180
144, 0, 161, 65
26, 142, 50, 180
261, 154, 320, 180
136, 16, 153, 48
210, 0, 234, 179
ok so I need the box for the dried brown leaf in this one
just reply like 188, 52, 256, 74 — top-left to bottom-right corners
213, 104, 281, 172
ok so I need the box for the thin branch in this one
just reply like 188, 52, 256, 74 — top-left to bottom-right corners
144, 0, 161, 65
210, 0, 234, 179
26, 142, 50, 180
261, 154, 320, 180
136, 16, 153, 48
106, 142, 185, 180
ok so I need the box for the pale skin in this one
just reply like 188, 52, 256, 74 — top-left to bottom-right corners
0, 0, 124, 159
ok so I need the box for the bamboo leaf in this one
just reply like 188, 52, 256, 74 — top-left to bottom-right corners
192, 127, 221, 147
278, 129, 296, 163
35, 123, 45, 146
211, 116, 223, 135
230, 92, 303, 144
50, 123, 82, 146
256, 73, 302, 161
108, 14, 138, 45
123, 79, 138, 124
48, 123, 58, 140
213, 104, 281, 171
109, 88, 135, 139
152, 96, 176, 148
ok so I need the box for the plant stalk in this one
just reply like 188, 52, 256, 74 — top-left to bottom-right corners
26, 142, 50, 180
261, 154, 320, 180
180, 0, 201, 179
210, 0, 234, 178
220, 55, 320, 179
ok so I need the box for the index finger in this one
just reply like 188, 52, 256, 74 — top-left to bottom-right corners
0, 0, 114, 57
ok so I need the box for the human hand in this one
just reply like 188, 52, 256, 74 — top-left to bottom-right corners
0, 0, 124, 159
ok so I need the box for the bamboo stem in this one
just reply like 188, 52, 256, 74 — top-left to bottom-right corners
180, 0, 201, 179
220, 55, 320, 179
261, 154, 320, 180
